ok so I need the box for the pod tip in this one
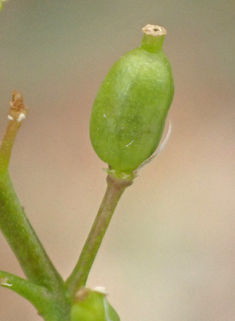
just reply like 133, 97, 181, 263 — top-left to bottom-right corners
142, 24, 167, 37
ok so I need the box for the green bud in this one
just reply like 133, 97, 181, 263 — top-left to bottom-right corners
90, 24, 174, 175
70, 288, 120, 321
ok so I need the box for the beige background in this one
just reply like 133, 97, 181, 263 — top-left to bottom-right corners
0, 0, 235, 320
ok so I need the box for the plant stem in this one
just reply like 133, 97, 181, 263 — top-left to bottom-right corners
0, 270, 71, 321
66, 174, 133, 297
0, 270, 52, 313
0, 119, 21, 170
0, 91, 64, 290
0, 91, 28, 172
0, 172, 64, 289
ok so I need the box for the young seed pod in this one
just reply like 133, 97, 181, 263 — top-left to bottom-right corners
70, 288, 120, 321
90, 24, 174, 175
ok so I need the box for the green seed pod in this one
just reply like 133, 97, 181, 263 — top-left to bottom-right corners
90, 24, 174, 175
70, 287, 120, 321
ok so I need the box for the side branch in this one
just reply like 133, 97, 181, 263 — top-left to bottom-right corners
0, 91, 63, 290
0, 270, 52, 312
66, 174, 133, 298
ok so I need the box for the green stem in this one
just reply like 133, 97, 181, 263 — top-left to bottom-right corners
0, 118, 21, 171
0, 172, 63, 289
66, 174, 133, 297
0, 91, 63, 290
0, 270, 71, 321
0, 270, 53, 314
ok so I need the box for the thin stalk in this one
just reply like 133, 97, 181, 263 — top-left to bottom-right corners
0, 270, 53, 313
0, 91, 63, 290
0, 116, 21, 170
66, 174, 133, 297
0, 91, 27, 171
0, 172, 64, 289
0, 270, 71, 321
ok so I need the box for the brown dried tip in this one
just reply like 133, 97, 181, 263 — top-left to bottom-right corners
8, 90, 27, 122
142, 24, 167, 37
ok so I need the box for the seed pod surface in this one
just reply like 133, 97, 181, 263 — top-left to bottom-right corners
70, 288, 120, 321
90, 25, 174, 174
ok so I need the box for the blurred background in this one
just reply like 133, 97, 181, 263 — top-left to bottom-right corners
0, 0, 235, 320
